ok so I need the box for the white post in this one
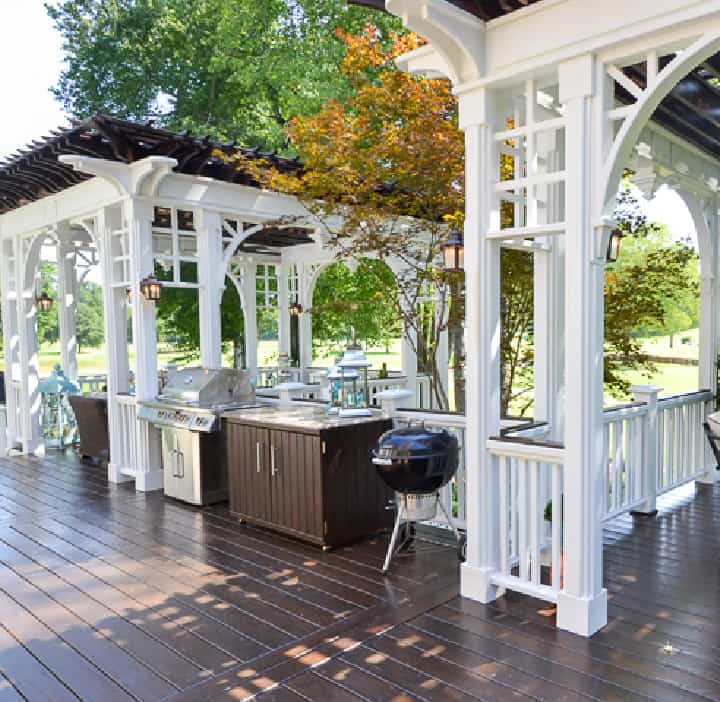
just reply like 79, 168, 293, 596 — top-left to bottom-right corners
298, 264, 314, 382
197, 210, 223, 368
556, 55, 607, 637
377, 389, 414, 415
697, 199, 720, 482
98, 207, 133, 484
127, 198, 163, 491
16, 235, 43, 456
57, 239, 79, 383
533, 241, 565, 435
630, 385, 662, 514
241, 263, 258, 381
0, 238, 20, 449
435, 297, 450, 407
459, 87, 502, 604
277, 264, 291, 359
400, 314, 418, 406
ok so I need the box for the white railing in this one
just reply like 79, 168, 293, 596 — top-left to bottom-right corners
657, 390, 712, 495
488, 437, 565, 603
77, 374, 107, 394
393, 409, 468, 531
114, 394, 138, 475
601, 388, 713, 520
602, 402, 647, 519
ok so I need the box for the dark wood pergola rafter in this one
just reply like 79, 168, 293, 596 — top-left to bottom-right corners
348, 0, 540, 21
0, 113, 301, 215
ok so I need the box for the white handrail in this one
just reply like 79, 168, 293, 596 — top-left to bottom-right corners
487, 436, 564, 603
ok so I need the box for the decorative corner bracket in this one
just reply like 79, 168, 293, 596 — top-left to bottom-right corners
58, 155, 178, 198
386, 0, 485, 84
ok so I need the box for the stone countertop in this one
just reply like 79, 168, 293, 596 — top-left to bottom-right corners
221, 404, 389, 431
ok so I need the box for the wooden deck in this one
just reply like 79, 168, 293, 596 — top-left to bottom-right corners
0, 454, 717, 701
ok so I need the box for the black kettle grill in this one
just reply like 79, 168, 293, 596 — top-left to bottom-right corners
372, 424, 465, 573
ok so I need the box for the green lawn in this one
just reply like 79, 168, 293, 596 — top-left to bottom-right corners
2, 332, 702, 406
1, 339, 405, 379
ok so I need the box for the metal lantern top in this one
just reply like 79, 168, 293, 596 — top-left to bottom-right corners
39, 364, 80, 395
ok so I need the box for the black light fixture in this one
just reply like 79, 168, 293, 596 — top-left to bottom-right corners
140, 276, 163, 301
442, 228, 464, 272
36, 291, 53, 313
290, 301, 303, 316
606, 228, 623, 263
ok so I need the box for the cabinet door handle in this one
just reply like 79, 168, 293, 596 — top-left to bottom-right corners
271, 445, 277, 476
256, 441, 262, 473
177, 451, 185, 478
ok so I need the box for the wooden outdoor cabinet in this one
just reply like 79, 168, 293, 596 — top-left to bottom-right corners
225, 414, 393, 548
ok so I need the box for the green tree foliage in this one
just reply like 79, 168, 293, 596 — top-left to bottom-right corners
501, 184, 701, 413
155, 264, 246, 367
604, 232, 698, 397
75, 281, 105, 352
46, 0, 402, 151
311, 259, 400, 356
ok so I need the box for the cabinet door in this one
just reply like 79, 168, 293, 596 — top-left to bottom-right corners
161, 429, 177, 495
230, 424, 271, 522
269, 429, 323, 539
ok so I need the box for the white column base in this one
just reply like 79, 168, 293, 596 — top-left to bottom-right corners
460, 562, 499, 604
107, 463, 134, 484
697, 467, 720, 484
22, 438, 45, 458
556, 588, 607, 637
134, 469, 164, 493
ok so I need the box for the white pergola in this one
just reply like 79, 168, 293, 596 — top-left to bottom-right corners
3, 0, 720, 640
370, 0, 720, 637
0, 117, 426, 489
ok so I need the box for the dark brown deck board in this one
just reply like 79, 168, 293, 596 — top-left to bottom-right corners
1, 453, 719, 701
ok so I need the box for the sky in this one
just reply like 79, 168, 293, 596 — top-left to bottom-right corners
0, 1, 68, 160
0, 1, 700, 245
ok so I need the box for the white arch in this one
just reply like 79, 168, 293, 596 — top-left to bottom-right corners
600, 32, 720, 216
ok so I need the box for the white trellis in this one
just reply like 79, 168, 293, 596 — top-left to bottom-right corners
385, 0, 720, 637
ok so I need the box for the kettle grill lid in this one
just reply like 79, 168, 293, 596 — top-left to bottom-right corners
375, 425, 458, 459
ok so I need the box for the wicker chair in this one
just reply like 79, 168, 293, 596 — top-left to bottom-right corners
69, 394, 110, 464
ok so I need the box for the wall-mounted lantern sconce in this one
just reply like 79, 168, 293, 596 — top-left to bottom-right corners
290, 302, 303, 316
606, 229, 623, 263
140, 276, 163, 301
442, 228, 464, 272
36, 291, 54, 313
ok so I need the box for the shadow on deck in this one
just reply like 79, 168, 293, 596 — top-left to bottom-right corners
0, 452, 716, 701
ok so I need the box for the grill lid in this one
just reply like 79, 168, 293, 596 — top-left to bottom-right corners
374, 425, 457, 461
160, 367, 254, 406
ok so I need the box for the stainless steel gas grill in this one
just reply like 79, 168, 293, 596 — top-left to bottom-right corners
138, 367, 261, 505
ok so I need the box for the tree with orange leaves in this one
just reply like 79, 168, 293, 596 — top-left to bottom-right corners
248, 26, 466, 409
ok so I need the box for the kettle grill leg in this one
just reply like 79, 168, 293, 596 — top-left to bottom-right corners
382, 499, 406, 575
